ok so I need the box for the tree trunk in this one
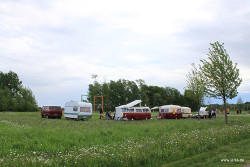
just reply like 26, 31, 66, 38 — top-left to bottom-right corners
197, 99, 200, 120
223, 96, 228, 124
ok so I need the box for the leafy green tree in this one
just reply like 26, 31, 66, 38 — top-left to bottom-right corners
0, 88, 12, 111
0, 71, 39, 112
0, 71, 22, 95
236, 97, 244, 110
153, 93, 162, 107
184, 90, 199, 112
136, 79, 150, 106
102, 82, 110, 111
185, 63, 207, 113
200, 41, 242, 124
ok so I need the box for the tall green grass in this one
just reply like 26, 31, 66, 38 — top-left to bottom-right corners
0, 112, 249, 166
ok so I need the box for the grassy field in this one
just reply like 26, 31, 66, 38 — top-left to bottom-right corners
0, 111, 249, 167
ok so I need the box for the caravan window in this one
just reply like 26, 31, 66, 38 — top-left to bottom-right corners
161, 109, 169, 113
73, 106, 78, 111
80, 107, 90, 112
143, 109, 150, 112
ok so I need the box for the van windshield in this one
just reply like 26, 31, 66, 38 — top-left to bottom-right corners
51, 106, 61, 110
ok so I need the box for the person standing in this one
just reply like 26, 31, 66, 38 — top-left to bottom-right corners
99, 108, 103, 119
209, 110, 212, 119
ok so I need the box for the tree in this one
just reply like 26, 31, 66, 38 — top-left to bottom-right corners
0, 88, 12, 111
0, 71, 39, 112
236, 97, 244, 110
0, 71, 22, 95
185, 63, 207, 113
184, 90, 199, 112
136, 79, 150, 106
200, 41, 242, 124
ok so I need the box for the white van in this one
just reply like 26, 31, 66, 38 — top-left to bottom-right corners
64, 101, 92, 120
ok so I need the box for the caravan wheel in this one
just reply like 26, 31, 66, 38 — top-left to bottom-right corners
46, 115, 49, 119
131, 118, 135, 121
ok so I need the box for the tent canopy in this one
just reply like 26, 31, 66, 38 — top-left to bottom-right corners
116, 100, 142, 108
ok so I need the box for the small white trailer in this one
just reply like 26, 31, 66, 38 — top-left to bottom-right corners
64, 101, 92, 120
181, 107, 192, 118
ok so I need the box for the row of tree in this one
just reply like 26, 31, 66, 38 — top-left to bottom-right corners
0, 71, 39, 112
87, 78, 200, 112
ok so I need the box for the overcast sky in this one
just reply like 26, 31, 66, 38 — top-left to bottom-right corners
1, 0, 250, 107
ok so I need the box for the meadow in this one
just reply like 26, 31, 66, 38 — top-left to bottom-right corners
0, 111, 249, 167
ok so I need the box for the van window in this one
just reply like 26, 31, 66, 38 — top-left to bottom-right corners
51, 106, 61, 110
136, 109, 142, 112
44, 106, 49, 110
143, 109, 150, 112
128, 109, 134, 112
80, 107, 90, 112
121, 108, 127, 112
73, 106, 78, 111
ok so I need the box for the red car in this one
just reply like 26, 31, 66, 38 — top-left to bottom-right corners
41, 106, 62, 119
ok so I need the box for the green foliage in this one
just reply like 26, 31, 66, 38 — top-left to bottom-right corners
88, 79, 185, 111
236, 97, 244, 110
200, 41, 242, 124
200, 41, 242, 102
184, 90, 199, 112
0, 88, 12, 111
0, 71, 39, 112
185, 63, 207, 112
0, 71, 22, 95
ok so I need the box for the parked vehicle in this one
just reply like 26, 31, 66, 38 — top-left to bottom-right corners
196, 107, 209, 118
181, 107, 192, 118
41, 106, 62, 119
64, 101, 92, 120
115, 100, 151, 120
159, 105, 182, 119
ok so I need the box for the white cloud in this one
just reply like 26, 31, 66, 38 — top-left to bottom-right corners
0, 0, 250, 106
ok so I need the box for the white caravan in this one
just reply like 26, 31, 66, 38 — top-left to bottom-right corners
181, 107, 192, 118
64, 101, 92, 120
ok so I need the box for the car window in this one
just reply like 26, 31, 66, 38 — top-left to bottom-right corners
51, 106, 61, 110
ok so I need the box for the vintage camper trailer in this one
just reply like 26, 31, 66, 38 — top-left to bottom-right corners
159, 105, 182, 119
64, 101, 92, 120
181, 107, 192, 118
115, 100, 151, 120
